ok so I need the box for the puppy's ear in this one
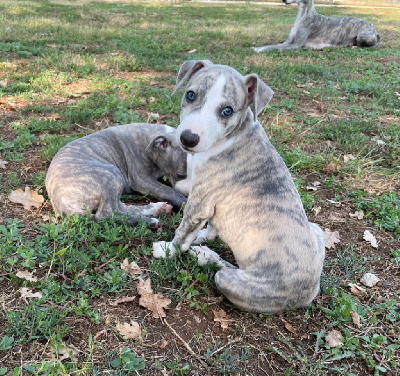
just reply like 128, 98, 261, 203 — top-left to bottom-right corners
172, 60, 213, 96
146, 136, 171, 154
244, 74, 274, 122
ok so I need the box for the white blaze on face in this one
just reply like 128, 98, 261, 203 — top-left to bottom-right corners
177, 74, 228, 153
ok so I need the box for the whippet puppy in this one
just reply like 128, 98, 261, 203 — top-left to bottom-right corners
46, 123, 191, 228
153, 61, 325, 313
254, 0, 380, 51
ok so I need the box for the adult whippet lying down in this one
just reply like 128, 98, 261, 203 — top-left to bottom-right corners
253, 0, 380, 52
153, 60, 325, 313
46, 123, 192, 228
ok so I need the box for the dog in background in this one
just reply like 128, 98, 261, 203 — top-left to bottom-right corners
153, 60, 325, 313
46, 123, 191, 228
254, 0, 379, 52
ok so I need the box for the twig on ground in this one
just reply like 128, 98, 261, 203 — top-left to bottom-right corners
164, 319, 208, 368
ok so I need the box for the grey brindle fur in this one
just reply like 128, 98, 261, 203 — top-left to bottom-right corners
153, 61, 325, 313
46, 123, 191, 228
254, 0, 379, 52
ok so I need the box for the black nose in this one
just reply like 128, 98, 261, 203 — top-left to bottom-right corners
180, 129, 200, 148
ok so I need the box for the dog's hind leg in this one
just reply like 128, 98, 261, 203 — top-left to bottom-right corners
214, 267, 321, 313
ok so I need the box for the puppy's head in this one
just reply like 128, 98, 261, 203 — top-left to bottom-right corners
172, 60, 273, 153
282, 0, 304, 5
146, 134, 192, 196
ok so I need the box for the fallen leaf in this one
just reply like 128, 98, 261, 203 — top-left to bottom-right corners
0, 159, 8, 169
343, 154, 356, 163
160, 339, 169, 348
16, 270, 38, 282
109, 296, 136, 306
360, 272, 380, 287
348, 283, 366, 295
323, 229, 340, 249
120, 258, 142, 277
306, 186, 318, 191
350, 311, 362, 328
281, 319, 298, 337
20, 287, 42, 299
312, 206, 321, 215
363, 230, 378, 248
325, 330, 343, 348
50, 345, 78, 361
188, 49, 197, 54
213, 309, 234, 330
116, 321, 141, 340
325, 161, 341, 171
137, 278, 171, 318
8, 187, 44, 210
349, 210, 364, 220
0, 79, 7, 88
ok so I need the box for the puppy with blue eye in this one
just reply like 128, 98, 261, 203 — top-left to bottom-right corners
153, 60, 325, 313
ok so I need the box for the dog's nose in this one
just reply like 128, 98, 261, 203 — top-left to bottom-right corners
180, 129, 200, 148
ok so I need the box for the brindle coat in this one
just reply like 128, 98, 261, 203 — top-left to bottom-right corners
153, 61, 325, 313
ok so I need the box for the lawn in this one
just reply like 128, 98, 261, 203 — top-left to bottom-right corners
0, 0, 399, 374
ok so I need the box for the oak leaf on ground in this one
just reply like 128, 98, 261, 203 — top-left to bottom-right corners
137, 277, 171, 318
325, 330, 343, 348
16, 270, 38, 282
363, 230, 378, 248
323, 229, 340, 249
20, 287, 42, 300
0, 159, 8, 169
8, 186, 44, 210
120, 258, 142, 277
116, 321, 141, 340
213, 309, 234, 330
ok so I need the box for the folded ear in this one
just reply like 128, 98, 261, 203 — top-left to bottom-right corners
171, 60, 213, 96
145, 135, 171, 154
244, 74, 274, 122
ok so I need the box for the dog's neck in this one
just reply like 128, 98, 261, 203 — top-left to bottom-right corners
297, 0, 316, 19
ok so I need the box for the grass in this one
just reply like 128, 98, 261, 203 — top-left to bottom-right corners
0, 0, 399, 374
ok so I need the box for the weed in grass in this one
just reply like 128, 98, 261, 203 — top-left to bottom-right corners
345, 190, 400, 236
109, 347, 146, 372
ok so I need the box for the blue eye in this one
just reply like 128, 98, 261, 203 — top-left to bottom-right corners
221, 106, 233, 117
186, 91, 196, 102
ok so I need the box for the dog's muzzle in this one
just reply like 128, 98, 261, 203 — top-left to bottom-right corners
180, 129, 200, 149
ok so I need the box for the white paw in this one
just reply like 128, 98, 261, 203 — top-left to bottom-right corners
152, 241, 177, 259
189, 246, 222, 266
145, 202, 173, 217
193, 228, 209, 244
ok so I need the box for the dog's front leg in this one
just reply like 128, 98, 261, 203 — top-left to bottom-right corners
153, 197, 213, 259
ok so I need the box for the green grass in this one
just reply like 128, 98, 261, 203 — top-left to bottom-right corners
0, 0, 399, 374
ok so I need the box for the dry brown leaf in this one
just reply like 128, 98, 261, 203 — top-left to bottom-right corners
110, 296, 136, 306
8, 186, 44, 210
213, 309, 234, 330
0, 79, 8, 88
20, 287, 42, 299
349, 210, 364, 220
0, 159, 8, 169
281, 319, 298, 337
348, 283, 366, 295
116, 321, 141, 340
350, 311, 362, 328
312, 206, 321, 215
120, 258, 142, 277
325, 329, 343, 348
16, 270, 38, 282
325, 161, 342, 171
363, 230, 378, 248
159, 339, 169, 348
323, 229, 341, 249
137, 278, 171, 318
50, 345, 78, 361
